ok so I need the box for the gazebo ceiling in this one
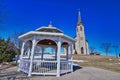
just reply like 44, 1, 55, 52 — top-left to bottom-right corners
37, 39, 57, 46
62, 42, 69, 47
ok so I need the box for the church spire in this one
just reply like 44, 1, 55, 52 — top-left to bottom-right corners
77, 10, 82, 25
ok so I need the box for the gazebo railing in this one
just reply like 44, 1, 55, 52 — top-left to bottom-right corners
19, 59, 72, 76
32, 60, 57, 75
19, 59, 30, 74
60, 60, 72, 74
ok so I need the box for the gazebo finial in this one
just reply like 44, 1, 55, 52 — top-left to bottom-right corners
48, 21, 53, 27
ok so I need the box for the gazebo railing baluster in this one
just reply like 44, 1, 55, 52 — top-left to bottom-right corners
60, 60, 72, 74
18, 59, 30, 74
32, 60, 57, 75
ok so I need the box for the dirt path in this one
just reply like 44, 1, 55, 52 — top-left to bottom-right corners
0, 66, 120, 80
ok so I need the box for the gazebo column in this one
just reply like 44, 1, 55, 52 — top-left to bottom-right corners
55, 47, 57, 60
41, 46, 44, 60
18, 41, 25, 71
65, 47, 68, 60
56, 40, 61, 77
68, 44, 73, 72
63, 47, 66, 54
70, 44, 73, 72
27, 49, 31, 58
68, 45, 71, 60
20, 41, 25, 60
28, 39, 36, 77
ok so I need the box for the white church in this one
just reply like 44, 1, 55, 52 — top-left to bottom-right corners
75, 11, 89, 55
18, 11, 89, 77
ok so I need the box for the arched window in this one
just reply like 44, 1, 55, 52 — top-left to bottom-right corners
80, 26, 82, 31
24, 40, 32, 56
81, 47, 84, 54
36, 39, 57, 60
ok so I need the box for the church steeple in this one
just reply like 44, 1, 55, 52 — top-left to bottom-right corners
75, 10, 89, 55
77, 10, 82, 25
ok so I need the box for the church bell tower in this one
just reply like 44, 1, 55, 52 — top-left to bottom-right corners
75, 10, 89, 54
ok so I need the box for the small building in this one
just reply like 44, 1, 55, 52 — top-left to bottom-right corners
90, 52, 101, 56
18, 23, 75, 77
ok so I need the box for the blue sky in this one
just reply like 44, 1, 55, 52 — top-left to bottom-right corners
0, 0, 120, 56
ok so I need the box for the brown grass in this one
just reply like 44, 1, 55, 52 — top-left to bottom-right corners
73, 54, 120, 73
0, 62, 18, 70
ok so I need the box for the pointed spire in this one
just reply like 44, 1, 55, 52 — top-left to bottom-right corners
77, 9, 82, 25
48, 21, 53, 27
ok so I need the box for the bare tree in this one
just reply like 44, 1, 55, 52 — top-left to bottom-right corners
13, 32, 23, 49
89, 46, 95, 53
112, 45, 119, 58
12, 32, 23, 63
101, 43, 111, 56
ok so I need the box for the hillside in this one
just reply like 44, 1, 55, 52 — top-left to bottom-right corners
73, 54, 120, 73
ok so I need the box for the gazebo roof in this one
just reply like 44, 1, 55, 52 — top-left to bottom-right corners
36, 23, 63, 33
19, 23, 75, 42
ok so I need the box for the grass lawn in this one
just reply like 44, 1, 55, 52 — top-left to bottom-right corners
73, 54, 120, 73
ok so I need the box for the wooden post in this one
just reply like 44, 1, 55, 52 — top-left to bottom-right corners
41, 46, 44, 60
56, 40, 61, 77
28, 39, 36, 77
27, 49, 30, 58
20, 41, 25, 60
18, 41, 25, 71
70, 44, 73, 72
67, 45, 71, 60
55, 47, 57, 60
66, 46, 69, 60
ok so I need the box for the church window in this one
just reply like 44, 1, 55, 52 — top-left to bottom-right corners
80, 26, 82, 31
81, 47, 84, 54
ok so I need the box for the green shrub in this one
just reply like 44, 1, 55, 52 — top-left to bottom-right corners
0, 38, 17, 63
1, 52, 15, 62
0, 54, 3, 63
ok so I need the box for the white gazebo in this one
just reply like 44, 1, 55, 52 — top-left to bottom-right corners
18, 23, 75, 77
